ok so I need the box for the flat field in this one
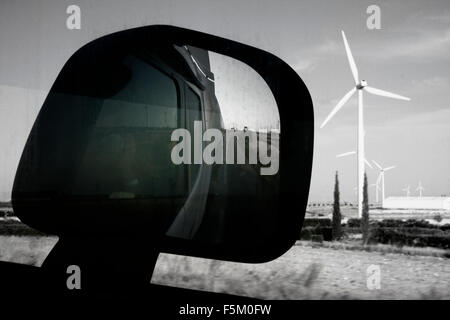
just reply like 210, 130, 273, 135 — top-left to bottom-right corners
1, 236, 448, 299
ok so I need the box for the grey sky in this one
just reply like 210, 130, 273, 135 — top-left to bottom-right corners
0, 0, 449, 202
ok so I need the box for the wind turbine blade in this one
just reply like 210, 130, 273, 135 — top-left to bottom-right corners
341, 31, 359, 84
364, 158, 373, 169
336, 151, 356, 158
320, 87, 356, 128
372, 160, 383, 170
384, 166, 396, 171
364, 86, 411, 101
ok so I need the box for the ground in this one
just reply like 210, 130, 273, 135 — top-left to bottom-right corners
153, 242, 450, 299
1, 236, 448, 299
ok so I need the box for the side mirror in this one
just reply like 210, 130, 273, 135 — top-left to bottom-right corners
12, 25, 313, 263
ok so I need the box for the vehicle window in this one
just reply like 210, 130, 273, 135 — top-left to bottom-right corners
72, 55, 184, 199
185, 87, 202, 187
96, 56, 178, 129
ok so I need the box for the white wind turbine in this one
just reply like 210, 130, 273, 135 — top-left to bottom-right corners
403, 185, 411, 197
416, 181, 425, 197
321, 31, 410, 218
372, 160, 395, 207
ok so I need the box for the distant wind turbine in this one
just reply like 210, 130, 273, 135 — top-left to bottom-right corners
416, 181, 425, 197
320, 31, 410, 218
402, 185, 411, 197
372, 160, 395, 207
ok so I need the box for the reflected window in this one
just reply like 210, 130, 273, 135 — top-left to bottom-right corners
73, 55, 184, 199
185, 87, 203, 188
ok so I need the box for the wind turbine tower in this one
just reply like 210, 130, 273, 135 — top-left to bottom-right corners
403, 185, 411, 197
416, 181, 425, 197
370, 178, 381, 203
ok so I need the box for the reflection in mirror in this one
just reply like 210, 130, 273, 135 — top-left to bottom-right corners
165, 49, 282, 255
209, 52, 280, 133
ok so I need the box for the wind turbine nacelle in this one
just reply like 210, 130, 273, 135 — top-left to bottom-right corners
357, 80, 367, 89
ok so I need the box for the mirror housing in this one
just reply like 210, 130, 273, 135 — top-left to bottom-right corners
12, 25, 314, 263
